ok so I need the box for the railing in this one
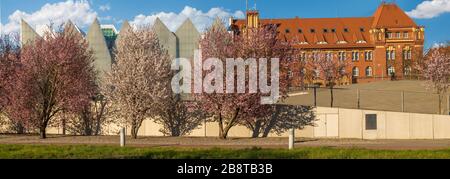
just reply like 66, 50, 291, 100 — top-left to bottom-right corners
287, 87, 450, 115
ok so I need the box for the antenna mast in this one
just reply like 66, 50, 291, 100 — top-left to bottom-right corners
246, 0, 248, 11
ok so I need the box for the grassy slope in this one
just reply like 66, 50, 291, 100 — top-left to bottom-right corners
1, 144, 450, 159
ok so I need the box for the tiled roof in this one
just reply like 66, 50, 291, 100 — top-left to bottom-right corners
372, 3, 418, 28
234, 17, 374, 49
232, 3, 419, 49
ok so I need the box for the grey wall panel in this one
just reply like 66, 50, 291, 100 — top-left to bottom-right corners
86, 18, 112, 77
20, 19, 40, 46
153, 18, 177, 59
175, 18, 200, 59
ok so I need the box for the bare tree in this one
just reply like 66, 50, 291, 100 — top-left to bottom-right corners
310, 52, 350, 107
154, 95, 205, 137
105, 26, 172, 139
244, 105, 316, 138
64, 93, 111, 135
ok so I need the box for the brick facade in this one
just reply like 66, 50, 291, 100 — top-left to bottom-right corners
230, 3, 424, 87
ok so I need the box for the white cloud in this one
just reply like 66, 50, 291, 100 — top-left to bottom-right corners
406, 0, 450, 19
432, 42, 446, 48
130, 6, 245, 32
99, 16, 123, 25
99, 4, 111, 11
1, 0, 97, 35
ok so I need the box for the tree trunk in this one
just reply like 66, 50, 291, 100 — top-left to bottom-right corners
438, 94, 443, 115
171, 126, 181, 137
251, 120, 263, 138
62, 118, 66, 135
39, 126, 46, 139
262, 106, 281, 138
330, 86, 334, 108
218, 108, 240, 140
218, 114, 225, 139
220, 127, 231, 140
131, 125, 139, 139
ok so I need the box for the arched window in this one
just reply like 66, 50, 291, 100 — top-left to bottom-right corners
352, 67, 359, 77
365, 66, 373, 77
326, 52, 332, 61
388, 66, 395, 76
315, 69, 320, 78
300, 68, 306, 76
386, 48, 396, 60
404, 66, 412, 76
312, 52, 318, 61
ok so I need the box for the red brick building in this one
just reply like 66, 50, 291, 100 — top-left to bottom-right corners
230, 3, 425, 86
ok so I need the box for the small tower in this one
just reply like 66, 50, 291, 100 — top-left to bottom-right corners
246, 10, 260, 29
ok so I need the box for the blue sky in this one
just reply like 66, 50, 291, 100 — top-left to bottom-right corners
1, 0, 449, 48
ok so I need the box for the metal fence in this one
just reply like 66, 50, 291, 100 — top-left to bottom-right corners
287, 88, 450, 115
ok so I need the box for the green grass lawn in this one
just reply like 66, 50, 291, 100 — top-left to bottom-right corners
2, 144, 450, 159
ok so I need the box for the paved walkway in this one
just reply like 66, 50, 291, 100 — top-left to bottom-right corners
2, 135, 450, 150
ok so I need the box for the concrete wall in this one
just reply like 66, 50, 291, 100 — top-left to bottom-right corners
41, 107, 450, 140
175, 19, 200, 59
322, 107, 450, 140
20, 20, 40, 46
153, 18, 177, 58
86, 19, 113, 77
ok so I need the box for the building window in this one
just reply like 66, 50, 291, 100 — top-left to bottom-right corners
352, 67, 359, 77
364, 51, 373, 61
360, 28, 365, 32
300, 52, 306, 61
338, 52, 346, 61
331, 28, 336, 33
326, 52, 332, 60
352, 51, 359, 61
323, 29, 328, 33
396, 32, 401, 38
288, 70, 293, 78
301, 68, 306, 76
314, 68, 320, 78
386, 49, 395, 60
310, 29, 315, 33
387, 32, 393, 39
404, 66, 412, 76
388, 66, 395, 76
365, 66, 373, 77
344, 28, 349, 32
298, 29, 302, 33
403, 50, 412, 60
285, 29, 290, 33
365, 114, 377, 130
312, 52, 319, 61
404, 32, 409, 39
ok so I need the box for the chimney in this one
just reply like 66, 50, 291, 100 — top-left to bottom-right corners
246, 10, 259, 28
